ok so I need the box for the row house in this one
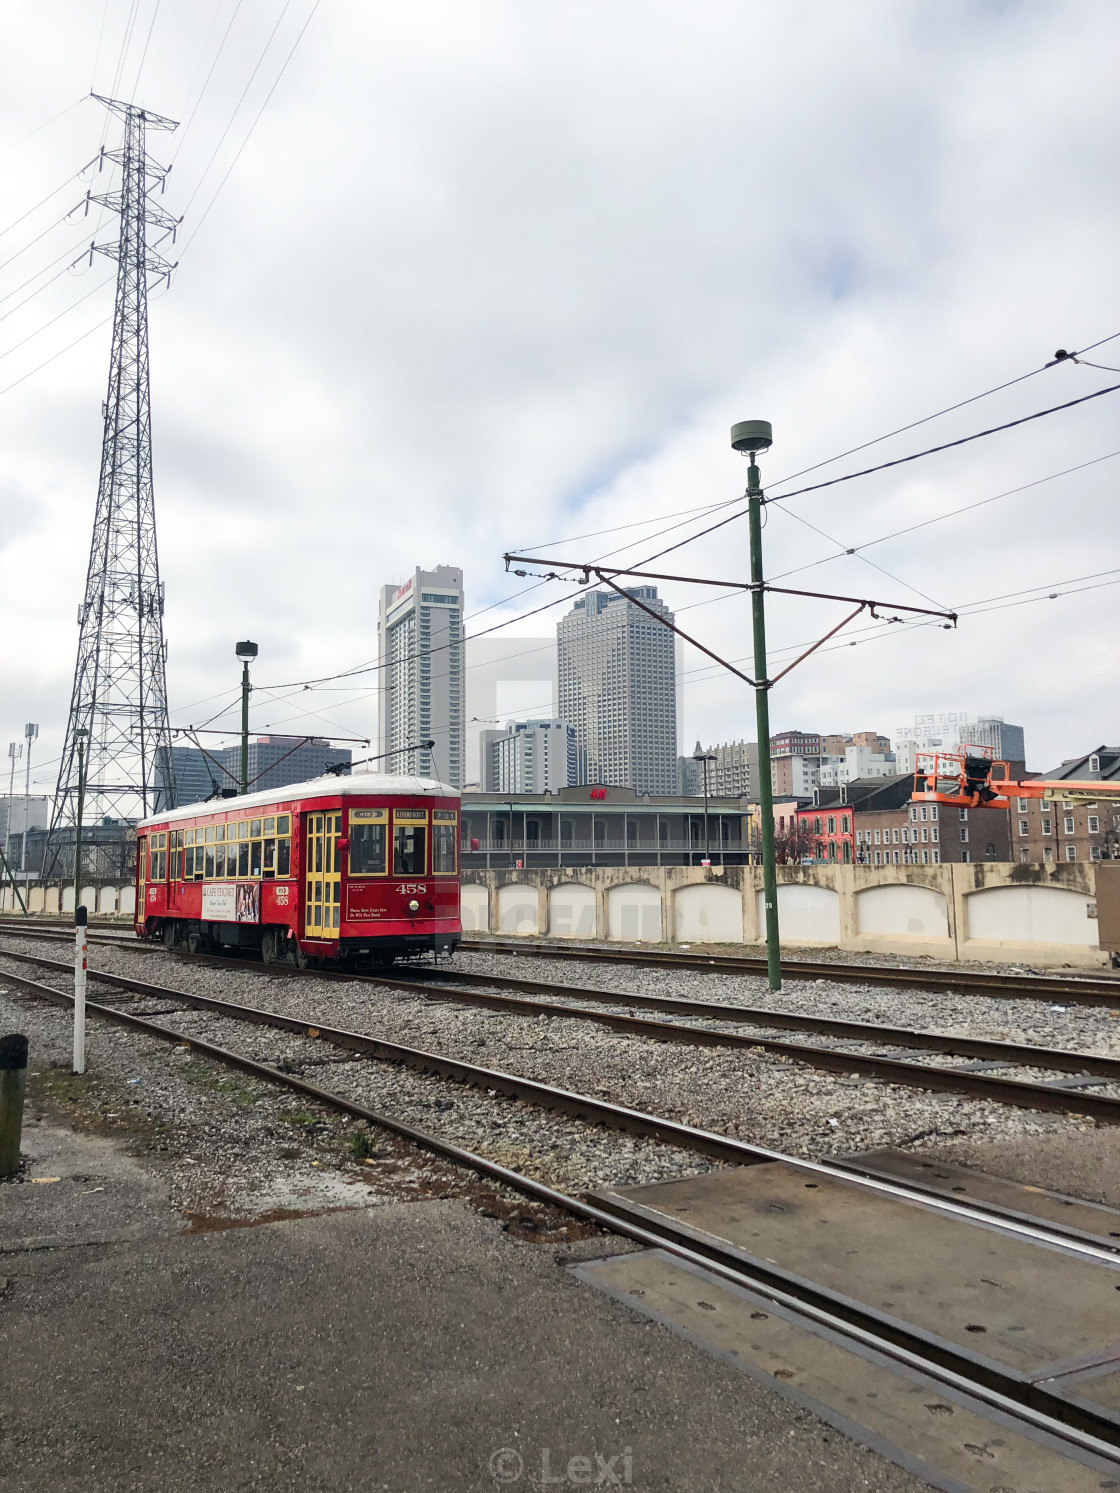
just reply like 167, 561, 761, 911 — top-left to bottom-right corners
803, 774, 1011, 866
1011, 746, 1120, 864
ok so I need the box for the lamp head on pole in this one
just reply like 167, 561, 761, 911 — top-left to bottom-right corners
235, 640, 258, 663
730, 419, 773, 456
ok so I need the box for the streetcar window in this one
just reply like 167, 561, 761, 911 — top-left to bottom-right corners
277, 838, 290, 877
251, 839, 262, 877
264, 817, 275, 835
215, 825, 225, 842
314, 833, 323, 874
432, 821, 457, 875
215, 844, 226, 878
393, 822, 426, 875
250, 819, 262, 838
277, 815, 290, 835
238, 821, 249, 841
238, 841, 249, 877
205, 845, 215, 879
184, 846, 194, 877
332, 881, 341, 929
263, 839, 276, 878
350, 822, 387, 875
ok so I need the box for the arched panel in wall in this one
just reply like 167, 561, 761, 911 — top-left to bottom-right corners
497, 883, 539, 936
758, 884, 840, 944
856, 884, 948, 939
118, 886, 135, 917
97, 886, 119, 915
607, 883, 662, 942
28, 886, 45, 914
549, 883, 596, 939
965, 885, 1098, 946
460, 883, 490, 933
674, 884, 743, 944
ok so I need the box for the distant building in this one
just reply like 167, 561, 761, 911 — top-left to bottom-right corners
171, 738, 353, 807
1011, 745, 1120, 864
959, 717, 1026, 766
770, 730, 822, 757
799, 774, 1010, 865
894, 714, 1026, 774
480, 719, 581, 794
818, 745, 897, 787
558, 587, 677, 795
679, 740, 758, 798
378, 565, 465, 787
1, 794, 49, 872
820, 730, 890, 757
771, 753, 819, 799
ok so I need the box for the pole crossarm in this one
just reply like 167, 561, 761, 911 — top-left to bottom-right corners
503, 553, 957, 622
502, 552, 955, 688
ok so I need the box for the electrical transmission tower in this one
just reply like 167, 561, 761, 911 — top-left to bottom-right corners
46, 96, 182, 883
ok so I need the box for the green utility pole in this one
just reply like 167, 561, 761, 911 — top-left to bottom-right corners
732, 420, 782, 992
73, 728, 88, 913
236, 641, 258, 795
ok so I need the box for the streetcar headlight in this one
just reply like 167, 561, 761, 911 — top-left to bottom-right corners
408, 899, 420, 913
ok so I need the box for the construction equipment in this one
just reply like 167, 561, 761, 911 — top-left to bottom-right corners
911, 748, 1120, 809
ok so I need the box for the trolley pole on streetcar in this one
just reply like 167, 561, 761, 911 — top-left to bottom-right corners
731, 420, 782, 993
236, 641, 258, 795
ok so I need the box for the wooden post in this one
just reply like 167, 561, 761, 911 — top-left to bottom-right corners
0, 1033, 28, 1177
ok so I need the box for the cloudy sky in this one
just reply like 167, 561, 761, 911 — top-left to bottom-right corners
1, 0, 1118, 805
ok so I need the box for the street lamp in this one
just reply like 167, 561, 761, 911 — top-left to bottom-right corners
693, 747, 716, 865
730, 418, 782, 992
235, 641, 258, 795
22, 724, 38, 872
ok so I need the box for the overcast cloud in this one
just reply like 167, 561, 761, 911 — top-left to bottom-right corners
1, 0, 1118, 800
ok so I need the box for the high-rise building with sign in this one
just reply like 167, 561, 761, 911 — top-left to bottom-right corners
378, 565, 465, 787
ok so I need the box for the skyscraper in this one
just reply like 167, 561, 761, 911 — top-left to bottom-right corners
480, 719, 581, 793
378, 566, 465, 787
558, 587, 677, 794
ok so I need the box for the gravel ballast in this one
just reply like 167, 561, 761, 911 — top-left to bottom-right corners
5, 934, 1120, 1210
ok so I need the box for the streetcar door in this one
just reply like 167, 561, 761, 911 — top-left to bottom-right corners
303, 811, 342, 937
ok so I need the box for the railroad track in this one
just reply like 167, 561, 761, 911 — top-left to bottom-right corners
4, 932, 1120, 1124
2, 949, 1118, 1463
460, 934, 1120, 1005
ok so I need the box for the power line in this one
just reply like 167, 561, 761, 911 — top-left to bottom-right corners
0, 253, 92, 325
180, 0, 321, 254
0, 208, 89, 275
0, 98, 86, 158
0, 314, 112, 400
129, 0, 164, 101
0, 159, 99, 241
0, 276, 114, 365
170, 0, 248, 164
179, 0, 296, 220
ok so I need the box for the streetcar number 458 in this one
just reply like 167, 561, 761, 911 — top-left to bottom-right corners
396, 883, 426, 894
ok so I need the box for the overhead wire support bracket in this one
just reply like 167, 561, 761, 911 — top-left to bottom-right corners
502, 552, 957, 687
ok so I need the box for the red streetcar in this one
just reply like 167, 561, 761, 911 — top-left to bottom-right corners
135, 772, 461, 966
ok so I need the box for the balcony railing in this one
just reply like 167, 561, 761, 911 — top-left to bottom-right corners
462, 838, 752, 854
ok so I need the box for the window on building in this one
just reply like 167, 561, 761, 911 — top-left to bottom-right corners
960, 849, 970, 862
1064, 815, 1075, 835
1065, 844, 1077, 862
920, 806, 928, 821
1018, 819, 1029, 836
1087, 815, 1100, 834
1043, 844, 1053, 861
892, 828, 899, 843
1090, 755, 1101, 773
827, 815, 836, 835
920, 827, 928, 843
1041, 816, 1052, 836
959, 826, 969, 842
909, 806, 917, 823
893, 849, 901, 864
959, 808, 968, 821
931, 849, 939, 863
1091, 845, 1102, 860
813, 816, 821, 834
1020, 847, 1030, 862
1016, 798, 1028, 813
930, 827, 938, 843
874, 849, 882, 865
841, 815, 850, 833
921, 849, 929, 864
873, 829, 881, 845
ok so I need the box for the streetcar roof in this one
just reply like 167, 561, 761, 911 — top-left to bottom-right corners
137, 771, 458, 829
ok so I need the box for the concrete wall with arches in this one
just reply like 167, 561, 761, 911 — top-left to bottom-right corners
457, 861, 1109, 968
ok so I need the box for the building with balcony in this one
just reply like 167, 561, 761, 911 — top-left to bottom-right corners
479, 719, 581, 794
461, 784, 756, 868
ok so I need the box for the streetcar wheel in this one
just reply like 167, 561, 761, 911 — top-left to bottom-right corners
163, 921, 180, 951
261, 929, 280, 965
185, 923, 204, 954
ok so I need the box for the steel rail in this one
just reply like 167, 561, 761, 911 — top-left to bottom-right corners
458, 935, 1120, 1005
2, 946, 1120, 1262
5, 921, 1120, 1003
4, 937, 1120, 1122
3, 962, 1118, 1459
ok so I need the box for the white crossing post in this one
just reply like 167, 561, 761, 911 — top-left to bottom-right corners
73, 904, 87, 1075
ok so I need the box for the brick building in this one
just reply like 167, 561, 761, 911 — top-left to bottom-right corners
793, 774, 1011, 865
1010, 746, 1120, 864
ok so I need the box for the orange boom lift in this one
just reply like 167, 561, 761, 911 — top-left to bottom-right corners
911, 748, 1120, 809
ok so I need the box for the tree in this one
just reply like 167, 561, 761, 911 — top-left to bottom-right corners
774, 818, 816, 864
